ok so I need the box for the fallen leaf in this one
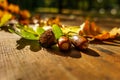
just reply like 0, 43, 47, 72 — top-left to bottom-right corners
79, 20, 120, 41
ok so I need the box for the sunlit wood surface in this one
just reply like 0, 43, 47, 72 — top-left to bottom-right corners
0, 19, 120, 80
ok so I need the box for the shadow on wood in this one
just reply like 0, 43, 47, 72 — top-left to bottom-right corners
46, 46, 82, 58
90, 37, 120, 46
95, 46, 115, 55
0, 26, 10, 32
47, 46, 100, 58
16, 38, 41, 52
16, 38, 100, 58
81, 48, 100, 57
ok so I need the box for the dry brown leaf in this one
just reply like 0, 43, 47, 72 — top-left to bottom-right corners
8, 4, 20, 14
20, 10, 31, 19
47, 16, 61, 26
79, 20, 120, 41
94, 27, 120, 40
109, 27, 119, 39
94, 32, 110, 40
80, 20, 91, 36
0, 10, 3, 18
0, 0, 8, 10
19, 19, 30, 25
79, 20, 101, 37
90, 22, 101, 36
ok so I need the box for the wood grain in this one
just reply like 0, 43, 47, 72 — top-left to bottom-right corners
0, 25, 120, 80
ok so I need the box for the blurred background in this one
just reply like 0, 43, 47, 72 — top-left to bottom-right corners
7, 0, 120, 17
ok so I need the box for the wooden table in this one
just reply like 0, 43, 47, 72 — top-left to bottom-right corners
0, 19, 120, 80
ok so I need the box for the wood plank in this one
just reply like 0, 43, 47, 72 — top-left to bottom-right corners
0, 28, 120, 80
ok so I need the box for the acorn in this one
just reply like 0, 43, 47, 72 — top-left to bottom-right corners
71, 35, 89, 50
39, 29, 56, 48
58, 36, 71, 51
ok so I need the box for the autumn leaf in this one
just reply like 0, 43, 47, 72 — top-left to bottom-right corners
79, 20, 120, 41
0, 12, 12, 27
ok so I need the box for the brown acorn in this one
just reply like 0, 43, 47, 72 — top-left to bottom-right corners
39, 29, 56, 48
58, 36, 71, 51
71, 35, 89, 50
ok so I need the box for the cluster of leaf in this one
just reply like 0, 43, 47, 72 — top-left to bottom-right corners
9, 24, 63, 40
9, 24, 44, 40
5, 18, 120, 42
0, 0, 31, 27
0, 0, 120, 42
79, 20, 120, 40
0, 0, 64, 40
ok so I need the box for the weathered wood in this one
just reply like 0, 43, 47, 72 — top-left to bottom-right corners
0, 24, 120, 80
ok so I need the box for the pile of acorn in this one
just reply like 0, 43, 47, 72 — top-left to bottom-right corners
39, 29, 89, 51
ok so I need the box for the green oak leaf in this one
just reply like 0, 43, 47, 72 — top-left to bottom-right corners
35, 26, 45, 35
52, 24, 63, 39
9, 25, 45, 40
